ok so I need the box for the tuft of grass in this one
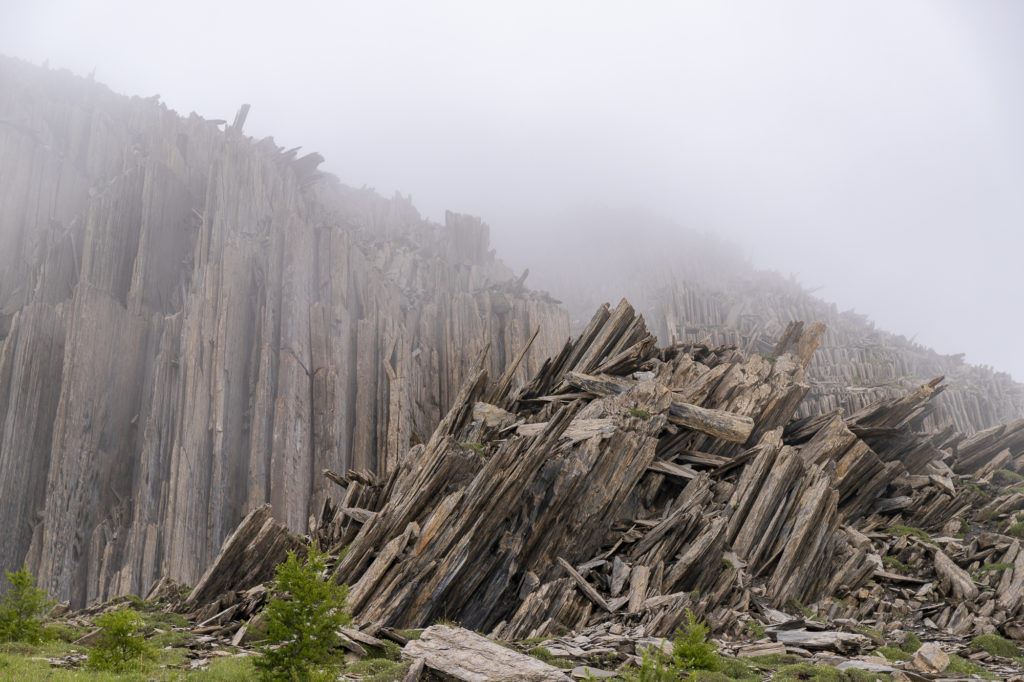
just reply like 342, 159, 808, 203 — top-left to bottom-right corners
744, 621, 766, 639
344, 657, 411, 681
42, 622, 87, 643
964, 481, 989, 498
1008, 522, 1024, 538
875, 645, 910, 661
772, 663, 846, 681
527, 646, 574, 668
970, 633, 1021, 658
887, 525, 938, 546
188, 656, 259, 680
747, 653, 803, 667
993, 469, 1024, 485
721, 558, 734, 570
716, 657, 760, 680
947, 654, 1000, 679
123, 594, 158, 612
628, 409, 652, 420
459, 441, 485, 458
785, 598, 814, 618
901, 631, 921, 653
881, 556, 909, 574
395, 628, 422, 641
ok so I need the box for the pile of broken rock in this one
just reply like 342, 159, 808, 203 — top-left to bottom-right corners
47, 300, 1024, 679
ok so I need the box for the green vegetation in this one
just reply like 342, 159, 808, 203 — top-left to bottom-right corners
887, 525, 938, 546
744, 621, 766, 639
784, 598, 814, 619
620, 610, 719, 681
253, 544, 350, 681
343, 657, 411, 681
528, 646, 574, 668
970, 633, 1021, 658
0, 566, 54, 644
0, 561, 52, 643
993, 469, 1024, 485
628, 409, 652, 420
1008, 522, 1024, 538
957, 517, 970, 537
901, 631, 921, 654
395, 628, 423, 641
881, 556, 909, 574
973, 562, 1014, 581
947, 654, 1000, 679
87, 608, 155, 672
773, 663, 846, 681
459, 441, 485, 457
721, 558, 734, 570
874, 645, 910, 661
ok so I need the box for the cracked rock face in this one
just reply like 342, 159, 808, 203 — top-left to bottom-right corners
0, 57, 568, 607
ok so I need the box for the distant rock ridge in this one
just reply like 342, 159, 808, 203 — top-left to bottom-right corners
513, 212, 1024, 434
0, 56, 568, 607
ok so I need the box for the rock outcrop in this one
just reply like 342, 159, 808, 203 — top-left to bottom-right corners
0, 56, 568, 606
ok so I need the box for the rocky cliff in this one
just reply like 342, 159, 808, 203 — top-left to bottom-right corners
0, 57, 568, 607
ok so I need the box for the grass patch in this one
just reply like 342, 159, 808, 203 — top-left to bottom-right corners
628, 409, 651, 420
785, 598, 814, 618
1008, 522, 1024, 538
875, 645, 910, 661
459, 441, 485, 457
994, 469, 1024, 485
980, 562, 1014, 571
887, 525, 937, 546
947, 654, 1000, 679
528, 646, 574, 668
744, 621, 766, 639
747, 653, 803, 667
394, 628, 422, 641
964, 481, 989, 498
881, 556, 909, 574
773, 663, 846, 681
970, 633, 1021, 658
902, 631, 921, 653
43, 622, 88, 643
344, 657, 411, 681
717, 657, 760, 680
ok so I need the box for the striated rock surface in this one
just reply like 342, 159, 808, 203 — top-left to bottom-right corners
0, 56, 568, 606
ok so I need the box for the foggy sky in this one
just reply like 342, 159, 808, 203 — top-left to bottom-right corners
3, 1, 1022, 380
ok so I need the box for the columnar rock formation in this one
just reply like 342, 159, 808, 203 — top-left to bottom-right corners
518, 212, 1024, 435
0, 57, 568, 607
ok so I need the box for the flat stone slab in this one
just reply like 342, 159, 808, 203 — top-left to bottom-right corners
403, 625, 571, 681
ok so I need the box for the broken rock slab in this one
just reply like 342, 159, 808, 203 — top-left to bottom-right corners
403, 625, 571, 681
911, 642, 950, 673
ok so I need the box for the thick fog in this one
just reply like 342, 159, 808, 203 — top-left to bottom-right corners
3, 1, 1022, 379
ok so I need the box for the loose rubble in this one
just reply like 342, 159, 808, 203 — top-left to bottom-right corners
36, 300, 1024, 679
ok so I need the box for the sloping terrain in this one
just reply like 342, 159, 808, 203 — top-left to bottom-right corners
46, 299, 1023, 680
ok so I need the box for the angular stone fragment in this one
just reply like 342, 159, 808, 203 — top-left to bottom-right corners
403, 625, 570, 681
911, 642, 950, 673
